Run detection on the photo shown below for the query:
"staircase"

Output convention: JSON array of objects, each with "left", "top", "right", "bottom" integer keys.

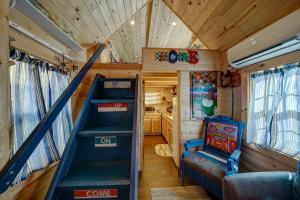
[{"left": 46, "top": 75, "right": 139, "bottom": 200}]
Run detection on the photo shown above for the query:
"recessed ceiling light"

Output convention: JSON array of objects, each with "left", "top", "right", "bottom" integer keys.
[
  {"left": 130, "top": 20, "right": 135, "bottom": 25},
  {"left": 172, "top": 22, "right": 176, "bottom": 26}
]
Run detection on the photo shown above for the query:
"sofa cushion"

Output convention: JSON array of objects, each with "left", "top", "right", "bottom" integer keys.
[
  {"left": 294, "top": 162, "right": 300, "bottom": 200},
  {"left": 184, "top": 152, "right": 226, "bottom": 185}
]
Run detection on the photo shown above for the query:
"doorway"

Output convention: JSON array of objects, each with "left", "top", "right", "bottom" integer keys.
[{"left": 139, "top": 72, "right": 181, "bottom": 198}]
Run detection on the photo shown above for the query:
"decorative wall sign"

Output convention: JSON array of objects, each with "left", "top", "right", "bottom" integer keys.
[
  {"left": 104, "top": 81, "right": 131, "bottom": 88},
  {"left": 95, "top": 136, "right": 117, "bottom": 147},
  {"left": 191, "top": 72, "right": 217, "bottom": 119},
  {"left": 97, "top": 103, "right": 128, "bottom": 112},
  {"left": 156, "top": 50, "right": 199, "bottom": 64},
  {"left": 73, "top": 189, "right": 118, "bottom": 199}
]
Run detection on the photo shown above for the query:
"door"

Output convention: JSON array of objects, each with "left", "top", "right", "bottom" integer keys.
[
  {"left": 144, "top": 118, "right": 152, "bottom": 133},
  {"left": 151, "top": 118, "right": 161, "bottom": 133}
]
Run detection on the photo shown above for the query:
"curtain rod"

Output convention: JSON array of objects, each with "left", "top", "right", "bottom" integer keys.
[
  {"left": 10, "top": 47, "right": 70, "bottom": 75},
  {"left": 9, "top": 20, "right": 73, "bottom": 61}
]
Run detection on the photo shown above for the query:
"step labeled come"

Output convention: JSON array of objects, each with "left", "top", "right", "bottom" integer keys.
[{"left": 73, "top": 189, "right": 118, "bottom": 199}]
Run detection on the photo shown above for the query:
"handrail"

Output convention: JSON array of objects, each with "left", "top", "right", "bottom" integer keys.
[
  {"left": 129, "top": 75, "right": 139, "bottom": 200},
  {"left": 0, "top": 43, "right": 105, "bottom": 194}
]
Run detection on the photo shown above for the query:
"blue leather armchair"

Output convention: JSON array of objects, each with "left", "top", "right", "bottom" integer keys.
[
  {"left": 223, "top": 161, "right": 300, "bottom": 200},
  {"left": 181, "top": 116, "right": 245, "bottom": 199}
]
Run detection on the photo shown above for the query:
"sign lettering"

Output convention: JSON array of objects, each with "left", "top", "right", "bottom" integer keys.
[
  {"left": 73, "top": 189, "right": 118, "bottom": 199},
  {"left": 104, "top": 81, "right": 131, "bottom": 88},
  {"left": 98, "top": 103, "right": 128, "bottom": 112},
  {"left": 156, "top": 50, "right": 200, "bottom": 64},
  {"left": 95, "top": 136, "right": 117, "bottom": 147}
]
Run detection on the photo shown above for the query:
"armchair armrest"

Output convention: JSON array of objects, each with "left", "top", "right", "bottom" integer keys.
[
  {"left": 223, "top": 172, "right": 295, "bottom": 200},
  {"left": 182, "top": 139, "right": 204, "bottom": 159},
  {"left": 226, "top": 150, "right": 241, "bottom": 175}
]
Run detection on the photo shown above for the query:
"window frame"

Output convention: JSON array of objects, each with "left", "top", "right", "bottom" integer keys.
[{"left": 239, "top": 52, "right": 300, "bottom": 164}]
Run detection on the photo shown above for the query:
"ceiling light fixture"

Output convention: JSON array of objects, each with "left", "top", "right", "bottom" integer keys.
[
  {"left": 172, "top": 22, "right": 176, "bottom": 26},
  {"left": 130, "top": 20, "right": 135, "bottom": 25}
]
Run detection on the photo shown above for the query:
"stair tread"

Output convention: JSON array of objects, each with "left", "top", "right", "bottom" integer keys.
[
  {"left": 58, "top": 161, "right": 130, "bottom": 188},
  {"left": 90, "top": 99, "right": 134, "bottom": 103},
  {"left": 81, "top": 124, "right": 133, "bottom": 134}
]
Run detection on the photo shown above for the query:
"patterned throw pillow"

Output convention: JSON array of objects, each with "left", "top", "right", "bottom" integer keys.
[{"left": 205, "top": 122, "right": 238, "bottom": 154}]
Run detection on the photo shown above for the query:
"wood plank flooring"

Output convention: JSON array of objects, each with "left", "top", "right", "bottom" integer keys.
[{"left": 138, "top": 135, "right": 181, "bottom": 200}]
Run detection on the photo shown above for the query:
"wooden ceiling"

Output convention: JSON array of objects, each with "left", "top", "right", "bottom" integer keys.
[
  {"left": 148, "top": 0, "right": 204, "bottom": 48},
  {"left": 23, "top": 0, "right": 205, "bottom": 63},
  {"left": 12, "top": 0, "right": 300, "bottom": 63},
  {"left": 33, "top": 0, "right": 148, "bottom": 45},
  {"left": 143, "top": 72, "right": 178, "bottom": 87},
  {"left": 163, "top": 0, "right": 300, "bottom": 51}
]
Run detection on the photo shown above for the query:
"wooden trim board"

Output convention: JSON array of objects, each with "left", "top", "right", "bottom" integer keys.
[{"left": 142, "top": 48, "right": 221, "bottom": 71}]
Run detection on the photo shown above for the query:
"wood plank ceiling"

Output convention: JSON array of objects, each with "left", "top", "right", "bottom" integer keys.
[
  {"left": 16, "top": 0, "right": 300, "bottom": 63},
  {"left": 147, "top": 0, "right": 204, "bottom": 49},
  {"left": 163, "top": 0, "right": 300, "bottom": 51},
  {"left": 23, "top": 0, "right": 204, "bottom": 63}
]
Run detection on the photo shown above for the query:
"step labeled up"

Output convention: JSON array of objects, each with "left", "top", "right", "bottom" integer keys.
[{"left": 97, "top": 103, "right": 128, "bottom": 112}]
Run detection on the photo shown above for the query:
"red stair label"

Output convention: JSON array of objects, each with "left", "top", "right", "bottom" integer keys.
[
  {"left": 73, "top": 189, "right": 118, "bottom": 199},
  {"left": 98, "top": 103, "right": 128, "bottom": 112}
]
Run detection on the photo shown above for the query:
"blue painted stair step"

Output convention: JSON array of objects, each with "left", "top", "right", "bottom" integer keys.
[{"left": 46, "top": 75, "right": 139, "bottom": 200}]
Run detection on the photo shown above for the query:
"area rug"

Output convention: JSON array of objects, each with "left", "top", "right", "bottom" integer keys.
[
  {"left": 154, "top": 144, "right": 172, "bottom": 157},
  {"left": 151, "top": 186, "right": 210, "bottom": 200}
]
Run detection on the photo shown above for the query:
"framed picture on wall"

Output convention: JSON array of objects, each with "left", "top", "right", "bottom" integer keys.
[{"left": 190, "top": 72, "right": 218, "bottom": 120}]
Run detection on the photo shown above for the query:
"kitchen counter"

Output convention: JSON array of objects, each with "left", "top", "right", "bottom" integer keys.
[
  {"left": 163, "top": 113, "right": 173, "bottom": 121},
  {"left": 144, "top": 112, "right": 162, "bottom": 116}
]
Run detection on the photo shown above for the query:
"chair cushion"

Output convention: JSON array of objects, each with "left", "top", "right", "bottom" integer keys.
[
  {"left": 205, "top": 121, "right": 238, "bottom": 154},
  {"left": 184, "top": 152, "right": 226, "bottom": 185}
]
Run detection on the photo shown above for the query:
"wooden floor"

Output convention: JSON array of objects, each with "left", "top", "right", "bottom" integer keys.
[{"left": 138, "top": 135, "right": 181, "bottom": 200}]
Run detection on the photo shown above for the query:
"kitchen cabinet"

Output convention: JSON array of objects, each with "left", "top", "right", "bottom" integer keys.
[
  {"left": 162, "top": 115, "right": 167, "bottom": 139},
  {"left": 144, "top": 118, "right": 152, "bottom": 133},
  {"left": 144, "top": 113, "right": 161, "bottom": 135},
  {"left": 152, "top": 118, "right": 161, "bottom": 133},
  {"left": 162, "top": 114, "right": 173, "bottom": 149}
]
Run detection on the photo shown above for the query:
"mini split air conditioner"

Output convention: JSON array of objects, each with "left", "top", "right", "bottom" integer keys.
[{"left": 230, "top": 34, "right": 300, "bottom": 68}]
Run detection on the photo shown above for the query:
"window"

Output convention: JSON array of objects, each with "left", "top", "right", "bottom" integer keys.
[
  {"left": 9, "top": 50, "right": 73, "bottom": 182},
  {"left": 247, "top": 62, "right": 300, "bottom": 159},
  {"left": 145, "top": 92, "right": 161, "bottom": 105}
]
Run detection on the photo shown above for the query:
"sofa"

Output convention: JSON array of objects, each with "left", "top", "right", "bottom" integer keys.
[{"left": 223, "top": 161, "right": 300, "bottom": 200}]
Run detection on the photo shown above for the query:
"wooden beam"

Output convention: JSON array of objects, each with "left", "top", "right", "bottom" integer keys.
[
  {"left": 0, "top": 0, "right": 10, "bottom": 170},
  {"left": 92, "top": 63, "right": 142, "bottom": 70},
  {"left": 145, "top": 0, "right": 153, "bottom": 47}
]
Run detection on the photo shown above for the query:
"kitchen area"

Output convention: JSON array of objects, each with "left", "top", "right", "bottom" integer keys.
[{"left": 142, "top": 72, "right": 179, "bottom": 167}]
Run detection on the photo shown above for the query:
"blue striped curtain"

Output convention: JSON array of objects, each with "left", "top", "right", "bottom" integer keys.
[
  {"left": 247, "top": 62, "right": 300, "bottom": 159},
  {"left": 9, "top": 59, "right": 72, "bottom": 183}
]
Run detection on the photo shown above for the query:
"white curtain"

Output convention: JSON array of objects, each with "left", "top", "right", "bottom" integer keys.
[
  {"left": 10, "top": 56, "right": 73, "bottom": 182},
  {"left": 247, "top": 63, "right": 300, "bottom": 158},
  {"left": 10, "top": 61, "right": 57, "bottom": 180}
]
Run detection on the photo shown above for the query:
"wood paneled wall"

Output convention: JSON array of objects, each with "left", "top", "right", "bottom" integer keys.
[
  {"left": 1, "top": 8, "right": 87, "bottom": 199},
  {"left": 0, "top": 0, "right": 10, "bottom": 171},
  {"left": 0, "top": 163, "right": 58, "bottom": 200},
  {"left": 220, "top": 50, "right": 300, "bottom": 172}
]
